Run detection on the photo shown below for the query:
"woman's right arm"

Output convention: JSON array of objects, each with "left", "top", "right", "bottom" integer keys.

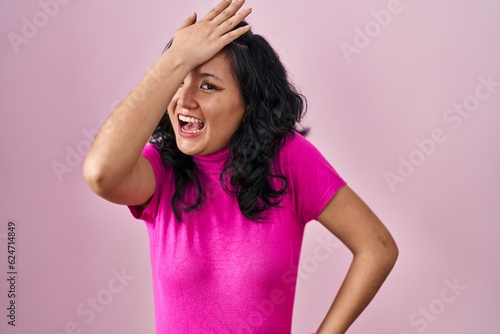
[
  {"left": 82, "top": 51, "right": 188, "bottom": 206},
  {"left": 83, "top": 0, "right": 252, "bottom": 206}
]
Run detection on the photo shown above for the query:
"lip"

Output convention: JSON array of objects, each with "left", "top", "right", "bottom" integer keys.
[{"left": 177, "top": 114, "right": 205, "bottom": 139}]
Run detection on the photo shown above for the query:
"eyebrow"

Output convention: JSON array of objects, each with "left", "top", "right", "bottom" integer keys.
[{"left": 198, "top": 72, "right": 224, "bottom": 84}]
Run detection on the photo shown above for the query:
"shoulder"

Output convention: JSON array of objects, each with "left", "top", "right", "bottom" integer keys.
[
  {"left": 277, "top": 131, "right": 345, "bottom": 183},
  {"left": 276, "top": 131, "right": 348, "bottom": 223},
  {"left": 278, "top": 131, "right": 324, "bottom": 162},
  {"left": 274, "top": 131, "right": 328, "bottom": 180}
]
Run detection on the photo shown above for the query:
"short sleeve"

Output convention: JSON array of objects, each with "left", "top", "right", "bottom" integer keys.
[
  {"left": 127, "top": 144, "right": 166, "bottom": 223},
  {"left": 283, "top": 133, "right": 347, "bottom": 224}
]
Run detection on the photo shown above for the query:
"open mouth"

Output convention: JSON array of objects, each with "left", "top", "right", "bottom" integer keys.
[{"left": 178, "top": 114, "right": 205, "bottom": 134}]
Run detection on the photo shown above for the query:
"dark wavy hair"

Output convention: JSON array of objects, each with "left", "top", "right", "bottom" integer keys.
[{"left": 150, "top": 20, "right": 309, "bottom": 222}]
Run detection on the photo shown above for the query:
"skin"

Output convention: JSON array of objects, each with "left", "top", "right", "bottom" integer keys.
[
  {"left": 83, "top": 1, "right": 398, "bottom": 332},
  {"left": 168, "top": 52, "right": 247, "bottom": 156},
  {"left": 315, "top": 187, "right": 398, "bottom": 333}
]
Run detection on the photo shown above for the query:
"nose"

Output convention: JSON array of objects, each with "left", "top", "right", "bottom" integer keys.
[{"left": 176, "top": 82, "right": 198, "bottom": 110}]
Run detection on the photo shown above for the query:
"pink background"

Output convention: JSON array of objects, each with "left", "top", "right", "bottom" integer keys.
[{"left": 1, "top": 0, "right": 499, "bottom": 333}]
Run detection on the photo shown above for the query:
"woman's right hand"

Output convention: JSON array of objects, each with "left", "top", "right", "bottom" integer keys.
[{"left": 165, "top": 0, "right": 252, "bottom": 71}]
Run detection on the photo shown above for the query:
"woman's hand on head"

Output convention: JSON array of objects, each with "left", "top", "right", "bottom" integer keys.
[{"left": 166, "top": 0, "right": 252, "bottom": 70}]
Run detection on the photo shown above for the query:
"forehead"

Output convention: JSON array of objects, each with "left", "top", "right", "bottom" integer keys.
[{"left": 192, "top": 53, "right": 235, "bottom": 81}]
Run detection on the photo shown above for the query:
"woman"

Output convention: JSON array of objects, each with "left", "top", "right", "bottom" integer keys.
[{"left": 83, "top": 1, "right": 398, "bottom": 333}]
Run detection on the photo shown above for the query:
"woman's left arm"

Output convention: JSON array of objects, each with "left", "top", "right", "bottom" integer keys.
[{"left": 314, "top": 185, "right": 399, "bottom": 334}]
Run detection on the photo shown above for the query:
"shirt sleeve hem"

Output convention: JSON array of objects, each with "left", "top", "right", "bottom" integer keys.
[
  {"left": 310, "top": 179, "right": 347, "bottom": 223},
  {"left": 127, "top": 145, "right": 163, "bottom": 222}
]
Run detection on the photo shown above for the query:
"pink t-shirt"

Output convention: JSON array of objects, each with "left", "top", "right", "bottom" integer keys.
[{"left": 128, "top": 132, "right": 346, "bottom": 334}]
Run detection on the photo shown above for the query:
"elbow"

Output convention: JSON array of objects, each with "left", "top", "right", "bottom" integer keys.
[
  {"left": 364, "top": 234, "right": 398, "bottom": 272},
  {"left": 389, "top": 245, "right": 399, "bottom": 271},
  {"left": 382, "top": 236, "right": 399, "bottom": 270},
  {"left": 82, "top": 155, "right": 114, "bottom": 197}
]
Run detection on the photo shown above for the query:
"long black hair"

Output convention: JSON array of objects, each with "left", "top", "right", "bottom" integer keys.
[{"left": 150, "top": 21, "right": 308, "bottom": 222}]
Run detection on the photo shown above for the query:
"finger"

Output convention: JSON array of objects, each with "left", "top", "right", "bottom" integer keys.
[
  {"left": 211, "top": 0, "right": 246, "bottom": 26},
  {"left": 216, "top": 6, "right": 251, "bottom": 35},
  {"left": 220, "top": 20, "right": 251, "bottom": 44},
  {"left": 178, "top": 11, "right": 197, "bottom": 30},
  {"left": 202, "top": 0, "right": 232, "bottom": 21}
]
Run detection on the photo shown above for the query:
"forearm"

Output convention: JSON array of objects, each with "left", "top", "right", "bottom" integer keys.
[
  {"left": 83, "top": 50, "right": 188, "bottom": 186},
  {"left": 315, "top": 248, "right": 398, "bottom": 333}
]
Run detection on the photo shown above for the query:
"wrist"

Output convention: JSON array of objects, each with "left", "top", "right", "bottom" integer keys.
[{"left": 159, "top": 48, "right": 193, "bottom": 76}]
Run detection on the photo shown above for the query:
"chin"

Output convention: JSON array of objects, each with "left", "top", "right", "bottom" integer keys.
[
  {"left": 176, "top": 139, "right": 200, "bottom": 156},
  {"left": 174, "top": 133, "right": 207, "bottom": 156}
]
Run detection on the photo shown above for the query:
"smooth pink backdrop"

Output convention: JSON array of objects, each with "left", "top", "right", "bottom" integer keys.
[{"left": 1, "top": 0, "right": 499, "bottom": 333}]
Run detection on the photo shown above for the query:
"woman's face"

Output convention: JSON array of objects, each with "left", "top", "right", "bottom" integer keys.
[{"left": 168, "top": 52, "right": 246, "bottom": 156}]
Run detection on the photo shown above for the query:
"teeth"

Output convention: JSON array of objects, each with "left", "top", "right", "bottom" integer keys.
[
  {"left": 181, "top": 128, "right": 201, "bottom": 134},
  {"left": 179, "top": 114, "right": 203, "bottom": 123}
]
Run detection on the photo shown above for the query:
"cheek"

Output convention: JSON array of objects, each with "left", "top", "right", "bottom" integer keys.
[
  {"left": 167, "top": 99, "right": 178, "bottom": 122},
  {"left": 168, "top": 97, "right": 177, "bottom": 113},
  {"left": 216, "top": 110, "right": 244, "bottom": 135},
  {"left": 227, "top": 101, "right": 246, "bottom": 128}
]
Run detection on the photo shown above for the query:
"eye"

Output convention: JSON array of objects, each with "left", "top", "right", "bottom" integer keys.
[{"left": 201, "top": 83, "right": 218, "bottom": 90}]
